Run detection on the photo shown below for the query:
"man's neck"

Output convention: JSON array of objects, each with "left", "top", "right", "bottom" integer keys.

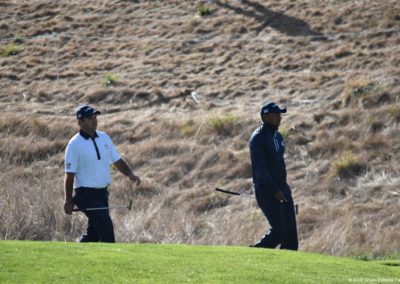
[
  {"left": 263, "top": 122, "right": 278, "bottom": 131},
  {"left": 79, "top": 129, "right": 97, "bottom": 139}
]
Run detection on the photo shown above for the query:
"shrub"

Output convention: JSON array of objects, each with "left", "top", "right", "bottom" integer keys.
[
  {"left": 206, "top": 113, "right": 238, "bottom": 136},
  {"left": 342, "top": 79, "right": 383, "bottom": 107},
  {"left": 1, "top": 43, "right": 24, "bottom": 57},
  {"left": 102, "top": 73, "right": 119, "bottom": 87},
  {"left": 333, "top": 152, "right": 365, "bottom": 179},
  {"left": 280, "top": 127, "right": 293, "bottom": 141},
  {"left": 387, "top": 105, "right": 400, "bottom": 121},
  {"left": 197, "top": 3, "right": 212, "bottom": 17}
]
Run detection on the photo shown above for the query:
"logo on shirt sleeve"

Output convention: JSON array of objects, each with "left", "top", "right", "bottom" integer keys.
[{"left": 66, "top": 162, "right": 71, "bottom": 169}]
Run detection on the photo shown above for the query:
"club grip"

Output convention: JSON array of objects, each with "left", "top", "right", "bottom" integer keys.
[{"left": 215, "top": 188, "right": 241, "bottom": 195}]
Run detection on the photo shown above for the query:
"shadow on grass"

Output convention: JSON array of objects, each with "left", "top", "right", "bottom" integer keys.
[{"left": 215, "top": 0, "right": 327, "bottom": 40}]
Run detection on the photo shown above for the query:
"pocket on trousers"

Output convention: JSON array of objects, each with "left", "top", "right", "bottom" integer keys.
[{"left": 73, "top": 190, "right": 87, "bottom": 209}]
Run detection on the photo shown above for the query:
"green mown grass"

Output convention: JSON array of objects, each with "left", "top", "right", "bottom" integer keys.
[{"left": 0, "top": 241, "right": 399, "bottom": 283}]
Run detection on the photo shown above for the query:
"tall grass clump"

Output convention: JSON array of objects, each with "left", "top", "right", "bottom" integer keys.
[
  {"left": 1, "top": 43, "right": 24, "bottom": 57},
  {"left": 387, "top": 104, "right": 400, "bottom": 121},
  {"left": 102, "top": 73, "right": 119, "bottom": 87},
  {"left": 342, "top": 78, "right": 384, "bottom": 107},
  {"left": 333, "top": 151, "right": 365, "bottom": 179},
  {"left": 197, "top": 3, "right": 213, "bottom": 17},
  {"left": 206, "top": 113, "right": 238, "bottom": 136},
  {"left": 279, "top": 127, "right": 293, "bottom": 141}
]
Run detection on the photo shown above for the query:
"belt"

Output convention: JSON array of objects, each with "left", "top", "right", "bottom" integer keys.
[{"left": 75, "top": 187, "right": 108, "bottom": 191}]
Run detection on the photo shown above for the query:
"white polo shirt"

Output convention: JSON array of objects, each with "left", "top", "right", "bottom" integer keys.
[{"left": 64, "top": 130, "right": 121, "bottom": 189}]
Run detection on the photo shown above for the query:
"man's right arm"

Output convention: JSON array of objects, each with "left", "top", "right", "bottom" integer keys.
[
  {"left": 64, "top": 172, "right": 75, "bottom": 215},
  {"left": 64, "top": 139, "right": 78, "bottom": 215}
]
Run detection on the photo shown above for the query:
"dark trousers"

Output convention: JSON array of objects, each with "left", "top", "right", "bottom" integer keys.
[
  {"left": 73, "top": 188, "right": 115, "bottom": 243},
  {"left": 252, "top": 189, "right": 298, "bottom": 250}
]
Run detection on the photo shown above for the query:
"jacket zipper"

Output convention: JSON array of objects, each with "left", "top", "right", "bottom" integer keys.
[{"left": 273, "top": 132, "right": 279, "bottom": 152}]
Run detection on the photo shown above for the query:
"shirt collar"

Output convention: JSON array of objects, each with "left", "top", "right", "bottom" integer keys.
[{"left": 79, "top": 130, "right": 98, "bottom": 140}]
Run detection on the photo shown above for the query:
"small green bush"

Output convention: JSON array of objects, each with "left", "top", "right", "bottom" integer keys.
[
  {"left": 1, "top": 43, "right": 24, "bottom": 57},
  {"left": 197, "top": 3, "right": 213, "bottom": 17},
  {"left": 387, "top": 104, "right": 400, "bottom": 121},
  {"left": 334, "top": 152, "right": 365, "bottom": 179},
  {"left": 280, "top": 127, "right": 292, "bottom": 141},
  {"left": 102, "top": 73, "right": 119, "bottom": 87},
  {"left": 206, "top": 113, "right": 237, "bottom": 136}
]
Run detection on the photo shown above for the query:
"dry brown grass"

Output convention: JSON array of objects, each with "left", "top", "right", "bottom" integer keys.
[{"left": 0, "top": 0, "right": 399, "bottom": 256}]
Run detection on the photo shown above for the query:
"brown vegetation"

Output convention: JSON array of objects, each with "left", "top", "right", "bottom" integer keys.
[{"left": 0, "top": 0, "right": 399, "bottom": 256}]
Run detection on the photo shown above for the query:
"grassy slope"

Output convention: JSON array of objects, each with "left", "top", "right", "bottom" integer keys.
[
  {"left": 1, "top": 241, "right": 399, "bottom": 283},
  {"left": 0, "top": 0, "right": 399, "bottom": 255}
]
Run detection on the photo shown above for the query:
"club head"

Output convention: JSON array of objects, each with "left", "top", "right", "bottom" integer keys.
[{"left": 128, "top": 199, "right": 133, "bottom": 211}]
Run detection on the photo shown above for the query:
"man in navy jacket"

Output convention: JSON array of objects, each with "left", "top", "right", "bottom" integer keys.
[{"left": 249, "top": 102, "right": 298, "bottom": 250}]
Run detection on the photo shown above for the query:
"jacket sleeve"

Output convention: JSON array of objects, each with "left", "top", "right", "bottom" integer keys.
[{"left": 249, "top": 135, "right": 280, "bottom": 196}]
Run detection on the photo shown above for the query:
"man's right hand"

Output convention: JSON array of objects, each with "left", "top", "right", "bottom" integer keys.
[
  {"left": 64, "top": 201, "right": 74, "bottom": 215},
  {"left": 274, "top": 190, "right": 288, "bottom": 203}
]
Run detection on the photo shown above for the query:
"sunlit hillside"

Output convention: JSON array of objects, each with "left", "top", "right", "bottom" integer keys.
[{"left": 1, "top": 0, "right": 399, "bottom": 256}]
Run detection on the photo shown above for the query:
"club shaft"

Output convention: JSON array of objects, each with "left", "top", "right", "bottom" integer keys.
[
  {"left": 72, "top": 205, "right": 127, "bottom": 212},
  {"left": 216, "top": 188, "right": 298, "bottom": 214},
  {"left": 86, "top": 205, "right": 127, "bottom": 211}
]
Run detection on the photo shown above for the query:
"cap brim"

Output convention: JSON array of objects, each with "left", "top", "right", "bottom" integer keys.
[{"left": 261, "top": 109, "right": 287, "bottom": 114}]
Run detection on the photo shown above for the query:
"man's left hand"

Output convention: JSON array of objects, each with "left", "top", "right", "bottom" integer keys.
[{"left": 274, "top": 190, "right": 288, "bottom": 203}]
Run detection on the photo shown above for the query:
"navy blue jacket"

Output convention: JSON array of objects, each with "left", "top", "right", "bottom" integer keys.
[{"left": 249, "top": 123, "right": 291, "bottom": 197}]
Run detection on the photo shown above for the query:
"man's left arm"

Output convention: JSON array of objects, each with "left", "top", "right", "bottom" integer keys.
[
  {"left": 113, "top": 158, "right": 141, "bottom": 186},
  {"left": 105, "top": 133, "right": 141, "bottom": 186}
]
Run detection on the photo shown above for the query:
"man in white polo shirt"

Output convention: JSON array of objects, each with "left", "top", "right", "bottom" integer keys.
[{"left": 64, "top": 105, "right": 141, "bottom": 243}]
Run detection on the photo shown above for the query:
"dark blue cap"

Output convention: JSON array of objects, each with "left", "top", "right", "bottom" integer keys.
[
  {"left": 260, "top": 102, "right": 287, "bottom": 115},
  {"left": 76, "top": 105, "right": 101, "bottom": 119}
]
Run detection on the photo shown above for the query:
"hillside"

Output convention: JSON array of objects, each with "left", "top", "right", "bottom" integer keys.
[{"left": 0, "top": 0, "right": 399, "bottom": 256}]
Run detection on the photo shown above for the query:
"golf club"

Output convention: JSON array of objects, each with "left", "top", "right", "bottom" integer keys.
[
  {"left": 215, "top": 187, "right": 254, "bottom": 198},
  {"left": 72, "top": 199, "right": 133, "bottom": 212},
  {"left": 215, "top": 188, "right": 298, "bottom": 215}
]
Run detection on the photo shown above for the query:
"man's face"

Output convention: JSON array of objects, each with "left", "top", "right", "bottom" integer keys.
[
  {"left": 262, "top": 112, "right": 282, "bottom": 128},
  {"left": 78, "top": 115, "right": 98, "bottom": 134}
]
